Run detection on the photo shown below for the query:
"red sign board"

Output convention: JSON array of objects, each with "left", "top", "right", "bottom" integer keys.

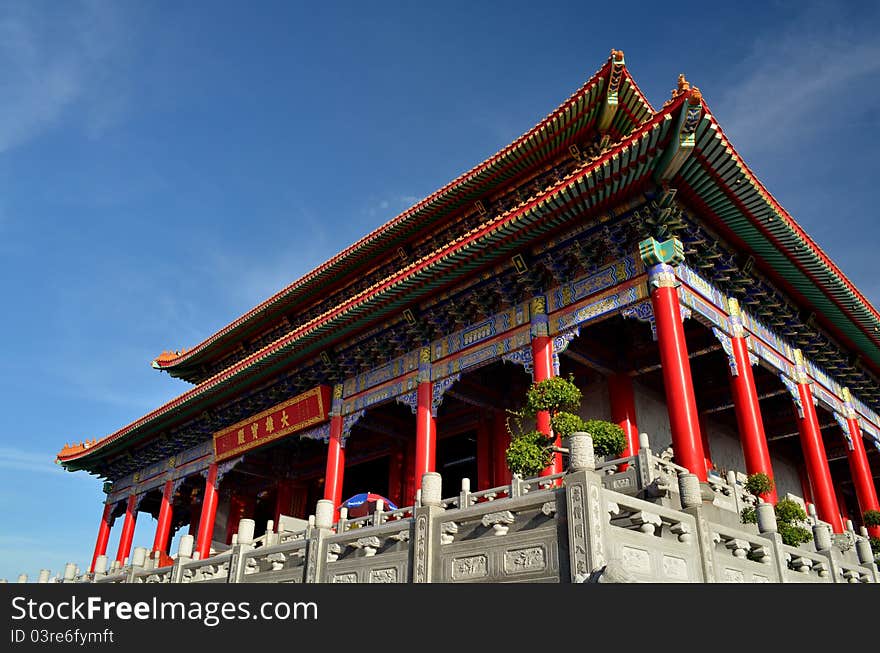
[{"left": 213, "top": 385, "right": 331, "bottom": 462}]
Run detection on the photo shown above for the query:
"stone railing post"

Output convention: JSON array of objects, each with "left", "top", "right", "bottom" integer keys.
[
  {"left": 564, "top": 433, "right": 611, "bottom": 582},
  {"left": 171, "top": 534, "right": 195, "bottom": 583},
  {"left": 855, "top": 527, "right": 880, "bottom": 583},
  {"left": 304, "top": 500, "right": 335, "bottom": 583},
  {"left": 412, "top": 472, "right": 444, "bottom": 583},
  {"left": 126, "top": 547, "right": 147, "bottom": 583},
  {"left": 37, "top": 569, "right": 51, "bottom": 584},
  {"left": 228, "top": 519, "right": 256, "bottom": 583},
  {"left": 754, "top": 501, "right": 788, "bottom": 582},
  {"left": 677, "top": 472, "right": 712, "bottom": 583},
  {"left": 635, "top": 432, "right": 655, "bottom": 489},
  {"left": 93, "top": 555, "right": 108, "bottom": 581},
  {"left": 62, "top": 563, "right": 78, "bottom": 584}
]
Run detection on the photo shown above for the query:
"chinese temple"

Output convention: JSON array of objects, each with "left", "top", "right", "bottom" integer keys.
[{"left": 56, "top": 51, "right": 880, "bottom": 581}]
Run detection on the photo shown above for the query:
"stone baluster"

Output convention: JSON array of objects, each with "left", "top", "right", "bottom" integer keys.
[
  {"left": 37, "top": 569, "right": 51, "bottom": 584},
  {"left": 171, "top": 534, "right": 195, "bottom": 583},
  {"left": 412, "top": 472, "right": 444, "bottom": 583},
  {"left": 62, "top": 563, "right": 77, "bottom": 584},
  {"left": 228, "top": 518, "right": 256, "bottom": 583}
]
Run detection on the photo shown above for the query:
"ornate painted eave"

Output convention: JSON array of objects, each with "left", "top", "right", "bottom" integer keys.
[
  {"left": 673, "top": 103, "right": 880, "bottom": 374},
  {"left": 58, "top": 95, "right": 681, "bottom": 473},
  {"left": 151, "top": 51, "right": 654, "bottom": 383}
]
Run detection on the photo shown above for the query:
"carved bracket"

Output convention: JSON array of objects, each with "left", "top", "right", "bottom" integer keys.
[
  {"left": 621, "top": 301, "right": 657, "bottom": 340},
  {"left": 481, "top": 510, "right": 516, "bottom": 536},
  {"left": 712, "top": 327, "right": 738, "bottom": 377},
  {"left": 432, "top": 374, "right": 461, "bottom": 417},
  {"left": 833, "top": 411, "right": 855, "bottom": 451},
  {"left": 502, "top": 346, "right": 533, "bottom": 374}
]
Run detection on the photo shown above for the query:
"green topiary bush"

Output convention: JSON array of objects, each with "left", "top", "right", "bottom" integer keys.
[
  {"left": 523, "top": 375, "right": 581, "bottom": 417},
  {"left": 744, "top": 472, "right": 774, "bottom": 498},
  {"left": 550, "top": 412, "right": 586, "bottom": 440},
  {"left": 863, "top": 509, "right": 880, "bottom": 528},
  {"left": 741, "top": 507, "right": 757, "bottom": 524},
  {"left": 582, "top": 419, "right": 627, "bottom": 459},
  {"left": 870, "top": 537, "right": 880, "bottom": 556},
  {"left": 505, "top": 431, "right": 553, "bottom": 477},
  {"left": 774, "top": 498, "right": 813, "bottom": 547}
]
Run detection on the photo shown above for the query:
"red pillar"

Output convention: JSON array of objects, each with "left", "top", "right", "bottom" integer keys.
[
  {"left": 414, "top": 379, "right": 436, "bottom": 491},
  {"left": 477, "top": 418, "right": 492, "bottom": 490},
  {"left": 188, "top": 490, "right": 200, "bottom": 536},
  {"left": 531, "top": 296, "right": 561, "bottom": 476},
  {"left": 698, "top": 414, "right": 714, "bottom": 473},
  {"left": 226, "top": 493, "right": 247, "bottom": 544},
  {"left": 89, "top": 502, "right": 113, "bottom": 573},
  {"left": 387, "top": 445, "right": 403, "bottom": 507},
  {"left": 609, "top": 374, "right": 639, "bottom": 463},
  {"left": 115, "top": 494, "right": 137, "bottom": 564},
  {"left": 725, "top": 299, "right": 777, "bottom": 502},
  {"left": 152, "top": 480, "right": 174, "bottom": 555},
  {"left": 493, "top": 409, "right": 512, "bottom": 487},
  {"left": 842, "top": 389, "right": 880, "bottom": 537},
  {"left": 646, "top": 258, "right": 707, "bottom": 481},
  {"left": 791, "top": 352, "right": 843, "bottom": 533},
  {"left": 323, "top": 414, "right": 346, "bottom": 507},
  {"left": 403, "top": 438, "right": 417, "bottom": 506},
  {"left": 195, "top": 464, "right": 219, "bottom": 559}
]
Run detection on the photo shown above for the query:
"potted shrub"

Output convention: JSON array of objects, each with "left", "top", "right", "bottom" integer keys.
[
  {"left": 581, "top": 419, "right": 626, "bottom": 460},
  {"left": 740, "top": 474, "right": 811, "bottom": 547}
]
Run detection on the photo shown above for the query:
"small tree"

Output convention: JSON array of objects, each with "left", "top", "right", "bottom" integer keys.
[
  {"left": 739, "top": 473, "right": 811, "bottom": 546},
  {"left": 505, "top": 376, "right": 582, "bottom": 477},
  {"left": 774, "top": 498, "right": 812, "bottom": 547},
  {"left": 582, "top": 419, "right": 626, "bottom": 459}
]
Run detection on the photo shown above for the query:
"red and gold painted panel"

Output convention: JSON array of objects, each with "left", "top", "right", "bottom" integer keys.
[{"left": 213, "top": 385, "right": 331, "bottom": 462}]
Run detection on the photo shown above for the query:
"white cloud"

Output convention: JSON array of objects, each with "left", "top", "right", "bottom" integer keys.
[
  {"left": 0, "top": 1, "right": 134, "bottom": 153},
  {"left": 713, "top": 7, "right": 880, "bottom": 156},
  {"left": 0, "top": 446, "right": 65, "bottom": 475}
]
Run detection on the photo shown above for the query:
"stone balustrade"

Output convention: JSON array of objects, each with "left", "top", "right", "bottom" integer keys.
[{"left": 9, "top": 433, "right": 879, "bottom": 584}]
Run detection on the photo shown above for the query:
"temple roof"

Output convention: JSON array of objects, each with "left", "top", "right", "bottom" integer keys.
[
  {"left": 151, "top": 50, "right": 653, "bottom": 384},
  {"left": 58, "top": 52, "right": 880, "bottom": 473}
]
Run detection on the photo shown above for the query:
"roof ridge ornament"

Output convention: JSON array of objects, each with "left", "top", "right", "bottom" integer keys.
[{"left": 597, "top": 49, "right": 626, "bottom": 135}]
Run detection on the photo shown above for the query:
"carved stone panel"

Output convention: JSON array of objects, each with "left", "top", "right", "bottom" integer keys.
[
  {"left": 662, "top": 555, "right": 688, "bottom": 581},
  {"left": 369, "top": 568, "right": 398, "bottom": 584},
  {"left": 332, "top": 572, "right": 358, "bottom": 583},
  {"left": 451, "top": 554, "right": 488, "bottom": 581},
  {"left": 504, "top": 546, "right": 546, "bottom": 575},
  {"left": 621, "top": 546, "right": 651, "bottom": 575}
]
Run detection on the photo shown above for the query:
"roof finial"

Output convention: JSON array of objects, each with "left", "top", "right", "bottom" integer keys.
[{"left": 610, "top": 49, "right": 625, "bottom": 63}]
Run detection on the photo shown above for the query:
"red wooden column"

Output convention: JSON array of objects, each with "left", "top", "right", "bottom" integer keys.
[
  {"left": 608, "top": 373, "right": 639, "bottom": 461},
  {"left": 640, "top": 237, "right": 707, "bottom": 481},
  {"left": 387, "top": 445, "right": 404, "bottom": 507},
  {"left": 403, "top": 438, "right": 417, "bottom": 506},
  {"left": 89, "top": 502, "right": 113, "bottom": 573},
  {"left": 476, "top": 418, "right": 492, "bottom": 490},
  {"left": 493, "top": 409, "right": 512, "bottom": 487},
  {"left": 115, "top": 494, "right": 138, "bottom": 564},
  {"left": 841, "top": 388, "right": 880, "bottom": 537},
  {"left": 322, "top": 385, "right": 347, "bottom": 522},
  {"left": 195, "top": 463, "right": 219, "bottom": 559},
  {"left": 414, "top": 347, "right": 437, "bottom": 492},
  {"left": 227, "top": 493, "right": 247, "bottom": 544},
  {"left": 152, "top": 480, "right": 174, "bottom": 555},
  {"left": 531, "top": 296, "right": 561, "bottom": 476},
  {"left": 188, "top": 490, "right": 201, "bottom": 536},
  {"left": 724, "top": 298, "right": 777, "bottom": 502},
  {"left": 790, "top": 349, "right": 843, "bottom": 533}
]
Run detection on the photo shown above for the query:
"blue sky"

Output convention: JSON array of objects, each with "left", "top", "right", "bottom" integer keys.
[{"left": 1, "top": 1, "right": 879, "bottom": 580}]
